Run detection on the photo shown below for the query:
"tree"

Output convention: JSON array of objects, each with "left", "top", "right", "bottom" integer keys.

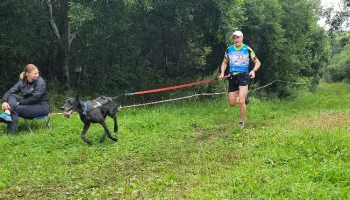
[
  {"left": 46, "top": 0, "right": 70, "bottom": 87},
  {"left": 323, "top": 32, "right": 350, "bottom": 82},
  {"left": 324, "top": 0, "right": 350, "bottom": 32},
  {"left": 0, "top": 0, "right": 55, "bottom": 89},
  {"left": 0, "top": 0, "right": 332, "bottom": 99}
]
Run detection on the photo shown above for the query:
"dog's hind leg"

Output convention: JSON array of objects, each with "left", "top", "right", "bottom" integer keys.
[
  {"left": 81, "top": 123, "right": 93, "bottom": 145},
  {"left": 101, "top": 121, "right": 118, "bottom": 142},
  {"left": 99, "top": 133, "right": 107, "bottom": 143}
]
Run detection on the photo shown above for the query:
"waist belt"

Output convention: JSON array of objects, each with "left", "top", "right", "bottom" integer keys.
[{"left": 230, "top": 72, "right": 247, "bottom": 76}]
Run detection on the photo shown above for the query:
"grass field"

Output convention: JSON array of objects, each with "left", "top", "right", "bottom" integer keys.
[{"left": 0, "top": 82, "right": 349, "bottom": 199}]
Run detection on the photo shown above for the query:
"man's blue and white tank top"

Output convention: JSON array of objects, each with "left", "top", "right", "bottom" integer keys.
[{"left": 225, "top": 44, "right": 257, "bottom": 73}]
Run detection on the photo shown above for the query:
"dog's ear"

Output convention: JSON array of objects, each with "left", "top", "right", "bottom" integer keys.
[{"left": 76, "top": 94, "right": 80, "bottom": 100}]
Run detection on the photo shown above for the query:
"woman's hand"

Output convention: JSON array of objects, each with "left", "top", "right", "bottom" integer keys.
[{"left": 1, "top": 102, "right": 10, "bottom": 111}]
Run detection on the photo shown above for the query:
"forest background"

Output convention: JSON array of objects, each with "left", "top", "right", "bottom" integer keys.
[{"left": 0, "top": 0, "right": 349, "bottom": 108}]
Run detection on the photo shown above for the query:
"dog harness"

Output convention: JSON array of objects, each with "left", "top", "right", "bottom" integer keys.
[{"left": 82, "top": 96, "right": 113, "bottom": 115}]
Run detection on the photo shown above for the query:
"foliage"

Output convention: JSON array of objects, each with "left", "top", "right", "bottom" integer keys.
[
  {"left": 0, "top": 0, "right": 334, "bottom": 99},
  {"left": 323, "top": 43, "right": 350, "bottom": 83},
  {"left": 322, "top": 31, "right": 350, "bottom": 83},
  {"left": 0, "top": 82, "right": 350, "bottom": 198},
  {"left": 0, "top": 0, "right": 55, "bottom": 83},
  {"left": 68, "top": 2, "right": 95, "bottom": 40},
  {"left": 46, "top": 79, "right": 76, "bottom": 111},
  {"left": 238, "top": 0, "right": 330, "bottom": 96},
  {"left": 323, "top": 0, "right": 350, "bottom": 32}
]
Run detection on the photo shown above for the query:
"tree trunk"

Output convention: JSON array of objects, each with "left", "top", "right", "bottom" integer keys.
[
  {"left": 162, "top": 28, "right": 168, "bottom": 80},
  {"left": 46, "top": 0, "right": 70, "bottom": 88}
]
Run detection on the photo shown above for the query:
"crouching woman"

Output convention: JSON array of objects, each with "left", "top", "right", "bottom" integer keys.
[{"left": 0, "top": 64, "right": 50, "bottom": 134}]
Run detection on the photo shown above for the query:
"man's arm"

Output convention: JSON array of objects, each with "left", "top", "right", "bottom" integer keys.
[
  {"left": 219, "top": 58, "right": 229, "bottom": 80},
  {"left": 249, "top": 58, "right": 261, "bottom": 79}
]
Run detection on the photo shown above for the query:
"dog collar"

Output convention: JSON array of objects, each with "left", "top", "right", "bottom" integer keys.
[{"left": 83, "top": 102, "right": 88, "bottom": 115}]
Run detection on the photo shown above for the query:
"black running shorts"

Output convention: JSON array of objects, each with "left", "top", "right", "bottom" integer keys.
[{"left": 228, "top": 73, "right": 250, "bottom": 92}]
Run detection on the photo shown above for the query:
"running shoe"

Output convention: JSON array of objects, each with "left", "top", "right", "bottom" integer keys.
[
  {"left": 0, "top": 113, "right": 12, "bottom": 122},
  {"left": 239, "top": 121, "right": 245, "bottom": 129}
]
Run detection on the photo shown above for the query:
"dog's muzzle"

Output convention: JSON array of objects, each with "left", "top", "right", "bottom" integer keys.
[{"left": 64, "top": 109, "right": 74, "bottom": 118}]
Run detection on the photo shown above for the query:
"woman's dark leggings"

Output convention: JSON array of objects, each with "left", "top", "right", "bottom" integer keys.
[{"left": 7, "top": 94, "right": 50, "bottom": 134}]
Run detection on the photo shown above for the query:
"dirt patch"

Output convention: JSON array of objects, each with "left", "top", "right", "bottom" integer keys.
[{"left": 297, "top": 111, "right": 350, "bottom": 130}]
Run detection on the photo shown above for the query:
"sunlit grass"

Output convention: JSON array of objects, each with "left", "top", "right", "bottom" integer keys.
[{"left": 0, "top": 82, "right": 350, "bottom": 199}]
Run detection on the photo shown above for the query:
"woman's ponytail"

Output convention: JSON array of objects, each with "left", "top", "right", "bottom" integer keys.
[{"left": 19, "top": 72, "right": 25, "bottom": 80}]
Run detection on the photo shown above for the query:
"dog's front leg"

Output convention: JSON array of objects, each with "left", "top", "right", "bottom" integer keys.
[
  {"left": 101, "top": 121, "right": 118, "bottom": 142},
  {"left": 113, "top": 116, "right": 118, "bottom": 133},
  {"left": 81, "top": 123, "right": 93, "bottom": 145}
]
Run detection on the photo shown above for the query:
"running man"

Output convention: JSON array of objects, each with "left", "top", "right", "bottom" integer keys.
[{"left": 219, "top": 30, "right": 261, "bottom": 128}]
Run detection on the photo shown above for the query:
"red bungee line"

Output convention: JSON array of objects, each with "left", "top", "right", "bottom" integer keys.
[
  {"left": 48, "top": 75, "right": 231, "bottom": 115},
  {"left": 125, "top": 74, "right": 231, "bottom": 96},
  {"left": 134, "top": 78, "right": 214, "bottom": 95}
]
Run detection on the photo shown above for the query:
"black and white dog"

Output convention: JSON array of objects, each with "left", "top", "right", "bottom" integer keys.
[{"left": 61, "top": 95, "right": 119, "bottom": 145}]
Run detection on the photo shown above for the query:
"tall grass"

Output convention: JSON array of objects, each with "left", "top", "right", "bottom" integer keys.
[{"left": 0, "top": 82, "right": 349, "bottom": 199}]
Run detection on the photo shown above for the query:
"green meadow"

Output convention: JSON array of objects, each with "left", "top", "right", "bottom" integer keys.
[{"left": 0, "top": 83, "right": 349, "bottom": 199}]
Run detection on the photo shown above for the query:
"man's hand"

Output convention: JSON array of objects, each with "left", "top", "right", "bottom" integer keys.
[
  {"left": 219, "top": 74, "right": 225, "bottom": 80},
  {"left": 249, "top": 71, "right": 256, "bottom": 79}
]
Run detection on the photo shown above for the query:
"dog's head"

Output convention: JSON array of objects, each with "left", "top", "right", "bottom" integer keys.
[{"left": 61, "top": 95, "right": 82, "bottom": 118}]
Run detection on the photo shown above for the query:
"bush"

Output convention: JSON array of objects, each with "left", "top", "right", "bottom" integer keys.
[
  {"left": 323, "top": 44, "right": 350, "bottom": 83},
  {"left": 47, "top": 79, "right": 76, "bottom": 112}
]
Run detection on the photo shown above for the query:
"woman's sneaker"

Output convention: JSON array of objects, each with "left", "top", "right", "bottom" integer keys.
[{"left": 0, "top": 113, "right": 12, "bottom": 122}]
